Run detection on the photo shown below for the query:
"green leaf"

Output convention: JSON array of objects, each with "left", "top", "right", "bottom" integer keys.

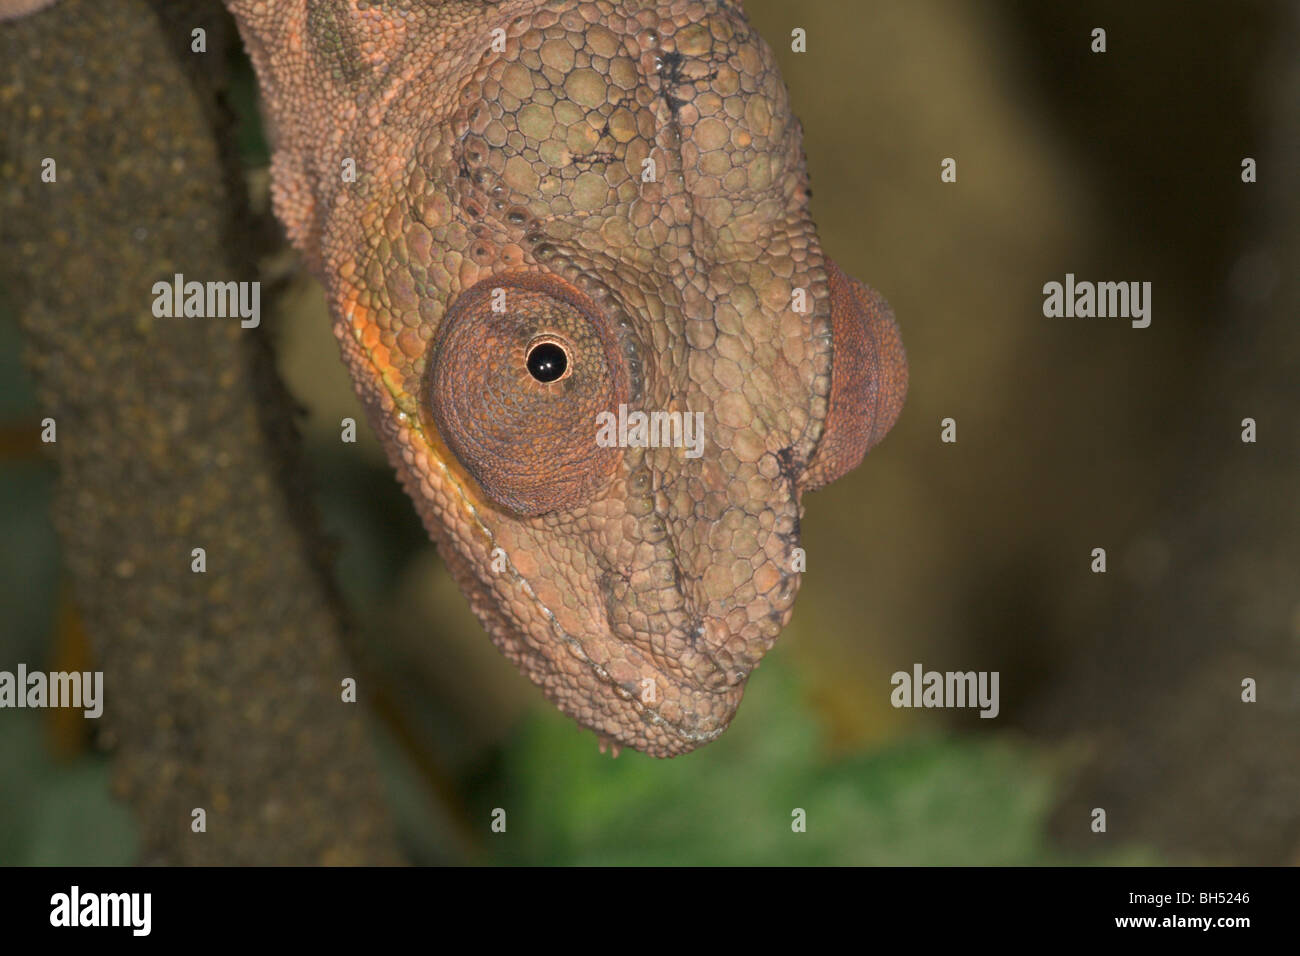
[{"left": 475, "top": 656, "right": 1154, "bottom": 865}]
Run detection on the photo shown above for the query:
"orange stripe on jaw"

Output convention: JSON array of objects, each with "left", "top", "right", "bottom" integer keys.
[
  {"left": 338, "top": 280, "right": 489, "bottom": 523},
  {"left": 341, "top": 283, "right": 399, "bottom": 381}
]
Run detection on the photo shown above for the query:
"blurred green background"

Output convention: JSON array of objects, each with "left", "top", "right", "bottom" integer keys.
[{"left": 2, "top": 0, "right": 1295, "bottom": 865}]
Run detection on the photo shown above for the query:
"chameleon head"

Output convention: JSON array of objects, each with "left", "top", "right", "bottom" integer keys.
[{"left": 316, "top": 1, "right": 906, "bottom": 755}]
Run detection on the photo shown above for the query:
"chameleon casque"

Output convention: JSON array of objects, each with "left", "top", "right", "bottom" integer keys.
[
  {"left": 0, "top": 0, "right": 906, "bottom": 757},
  {"left": 225, "top": 0, "right": 907, "bottom": 757}
]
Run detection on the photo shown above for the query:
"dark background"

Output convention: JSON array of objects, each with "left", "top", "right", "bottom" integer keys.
[{"left": 1, "top": 0, "right": 1295, "bottom": 864}]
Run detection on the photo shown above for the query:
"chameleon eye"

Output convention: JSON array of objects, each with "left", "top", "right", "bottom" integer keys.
[
  {"left": 424, "top": 273, "right": 629, "bottom": 516},
  {"left": 802, "top": 257, "right": 908, "bottom": 491},
  {"left": 525, "top": 340, "right": 569, "bottom": 383}
]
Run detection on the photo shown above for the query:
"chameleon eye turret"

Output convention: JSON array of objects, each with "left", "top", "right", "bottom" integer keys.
[
  {"left": 802, "top": 258, "right": 908, "bottom": 491},
  {"left": 424, "top": 273, "right": 628, "bottom": 517}
]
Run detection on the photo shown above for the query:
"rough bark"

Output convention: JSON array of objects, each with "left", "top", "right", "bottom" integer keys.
[{"left": 0, "top": 0, "right": 400, "bottom": 864}]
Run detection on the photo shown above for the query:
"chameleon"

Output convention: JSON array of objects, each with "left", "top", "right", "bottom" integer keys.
[
  {"left": 10, "top": 0, "right": 907, "bottom": 757},
  {"left": 231, "top": 0, "right": 907, "bottom": 757}
]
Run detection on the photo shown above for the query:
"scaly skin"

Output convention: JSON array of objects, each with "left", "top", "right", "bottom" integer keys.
[{"left": 224, "top": 0, "right": 907, "bottom": 756}]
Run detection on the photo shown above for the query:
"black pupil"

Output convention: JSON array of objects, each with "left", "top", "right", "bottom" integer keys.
[{"left": 526, "top": 342, "right": 568, "bottom": 383}]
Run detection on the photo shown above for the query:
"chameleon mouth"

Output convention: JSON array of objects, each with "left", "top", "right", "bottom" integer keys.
[
  {"left": 527, "top": 603, "right": 738, "bottom": 752},
  {"left": 420, "top": 456, "right": 738, "bottom": 753},
  {"left": 406, "top": 387, "right": 798, "bottom": 753}
]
